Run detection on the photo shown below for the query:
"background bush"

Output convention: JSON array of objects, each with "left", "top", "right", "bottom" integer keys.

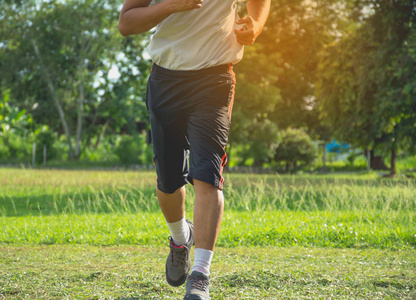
[
  {"left": 34, "top": 126, "right": 57, "bottom": 164},
  {"left": 114, "top": 134, "right": 152, "bottom": 166},
  {"left": 274, "top": 128, "right": 317, "bottom": 172},
  {"left": 0, "top": 134, "right": 31, "bottom": 163}
]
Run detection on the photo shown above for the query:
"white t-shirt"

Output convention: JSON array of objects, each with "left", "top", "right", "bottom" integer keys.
[{"left": 148, "top": 0, "right": 244, "bottom": 70}]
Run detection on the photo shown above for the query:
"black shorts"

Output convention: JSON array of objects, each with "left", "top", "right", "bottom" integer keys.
[{"left": 146, "top": 63, "right": 236, "bottom": 194}]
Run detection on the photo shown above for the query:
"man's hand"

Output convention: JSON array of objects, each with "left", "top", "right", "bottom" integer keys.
[
  {"left": 234, "top": 16, "right": 263, "bottom": 45},
  {"left": 234, "top": 0, "right": 270, "bottom": 45},
  {"left": 168, "top": 0, "right": 203, "bottom": 13}
]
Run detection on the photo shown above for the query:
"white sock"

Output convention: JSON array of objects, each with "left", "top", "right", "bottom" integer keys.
[
  {"left": 192, "top": 248, "right": 213, "bottom": 275},
  {"left": 167, "top": 217, "right": 190, "bottom": 246}
]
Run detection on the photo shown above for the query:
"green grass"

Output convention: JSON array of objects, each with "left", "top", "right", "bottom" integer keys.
[
  {"left": 0, "top": 168, "right": 415, "bottom": 248},
  {"left": 1, "top": 168, "right": 415, "bottom": 299},
  {"left": 0, "top": 211, "right": 414, "bottom": 248},
  {"left": 1, "top": 245, "right": 415, "bottom": 299}
]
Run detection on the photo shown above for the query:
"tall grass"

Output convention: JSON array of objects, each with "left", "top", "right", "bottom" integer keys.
[
  {"left": 224, "top": 176, "right": 416, "bottom": 211},
  {"left": 0, "top": 169, "right": 415, "bottom": 248}
]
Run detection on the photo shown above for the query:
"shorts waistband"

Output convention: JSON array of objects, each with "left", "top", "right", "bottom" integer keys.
[{"left": 151, "top": 63, "right": 232, "bottom": 76}]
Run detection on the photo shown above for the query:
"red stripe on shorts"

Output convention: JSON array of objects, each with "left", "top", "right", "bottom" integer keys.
[{"left": 227, "top": 64, "right": 236, "bottom": 122}]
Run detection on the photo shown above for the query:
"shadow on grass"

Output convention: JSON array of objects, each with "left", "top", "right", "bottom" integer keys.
[{"left": 372, "top": 280, "right": 415, "bottom": 290}]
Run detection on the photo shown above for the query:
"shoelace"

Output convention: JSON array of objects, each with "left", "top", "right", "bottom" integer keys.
[
  {"left": 189, "top": 275, "right": 209, "bottom": 291},
  {"left": 170, "top": 244, "right": 189, "bottom": 266}
]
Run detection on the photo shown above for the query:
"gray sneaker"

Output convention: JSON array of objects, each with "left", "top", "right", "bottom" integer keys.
[
  {"left": 183, "top": 271, "right": 210, "bottom": 300},
  {"left": 165, "top": 219, "right": 194, "bottom": 287}
]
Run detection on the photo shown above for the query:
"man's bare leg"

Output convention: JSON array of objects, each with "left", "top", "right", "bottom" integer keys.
[
  {"left": 159, "top": 186, "right": 193, "bottom": 287},
  {"left": 158, "top": 186, "right": 191, "bottom": 246},
  {"left": 193, "top": 179, "right": 224, "bottom": 251},
  {"left": 157, "top": 186, "right": 186, "bottom": 223}
]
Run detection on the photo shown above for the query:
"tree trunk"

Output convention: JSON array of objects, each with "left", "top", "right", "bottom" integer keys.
[
  {"left": 31, "top": 39, "right": 75, "bottom": 159},
  {"left": 75, "top": 82, "right": 84, "bottom": 159},
  {"left": 285, "top": 161, "right": 290, "bottom": 173},
  {"left": 94, "top": 120, "right": 109, "bottom": 150},
  {"left": 322, "top": 143, "right": 327, "bottom": 170},
  {"left": 390, "top": 139, "right": 396, "bottom": 177},
  {"left": 367, "top": 148, "right": 371, "bottom": 171}
]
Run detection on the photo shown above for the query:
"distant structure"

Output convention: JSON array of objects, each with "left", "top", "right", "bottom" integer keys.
[{"left": 326, "top": 140, "right": 349, "bottom": 154}]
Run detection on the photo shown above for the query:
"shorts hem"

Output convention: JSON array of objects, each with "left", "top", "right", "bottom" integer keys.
[
  {"left": 188, "top": 172, "right": 223, "bottom": 190},
  {"left": 157, "top": 180, "right": 188, "bottom": 194}
]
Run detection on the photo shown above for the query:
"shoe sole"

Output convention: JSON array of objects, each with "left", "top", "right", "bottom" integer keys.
[{"left": 184, "top": 294, "right": 210, "bottom": 300}]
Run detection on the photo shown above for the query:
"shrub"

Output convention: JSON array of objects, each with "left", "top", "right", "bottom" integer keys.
[
  {"left": 274, "top": 128, "right": 317, "bottom": 172},
  {"left": 0, "top": 134, "right": 31, "bottom": 162},
  {"left": 81, "top": 137, "right": 118, "bottom": 162},
  {"left": 114, "top": 134, "right": 150, "bottom": 166},
  {"left": 34, "top": 126, "right": 58, "bottom": 164},
  {"left": 0, "top": 137, "right": 10, "bottom": 160}
]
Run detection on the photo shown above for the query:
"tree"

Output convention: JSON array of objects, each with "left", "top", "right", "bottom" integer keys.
[
  {"left": 230, "top": 43, "right": 282, "bottom": 166},
  {"left": 230, "top": 0, "right": 345, "bottom": 166},
  {"left": 0, "top": 0, "right": 151, "bottom": 160},
  {"left": 258, "top": 0, "right": 345, "bottom": 130},
  {"left": 316, "top": 0, "right": 416, "bottom": 176}
]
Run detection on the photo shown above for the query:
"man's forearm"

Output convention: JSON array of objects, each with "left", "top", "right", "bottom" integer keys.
[
  {"left": 119, "top": 0, "right": 203, "bottom": 37},
  {"left": 247, "top": 0, "right": 271, "bottom": 28},
  {"left": 118, "top": 2, "right": 175, "bottom": 37}
]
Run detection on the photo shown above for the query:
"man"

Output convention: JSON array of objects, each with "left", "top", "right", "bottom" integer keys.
[{"left": 118, "top": 0, "right": 270, "bottom": 299}]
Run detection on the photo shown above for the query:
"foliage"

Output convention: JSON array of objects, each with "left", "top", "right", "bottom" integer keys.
[
  {"left": 0, "top": 91, "right": 32, "bottom": 135},
  {"left": 316, "top": 0, "right": 416, "bottom": 175},
  {"left": 80, "top": 137, "right": 119, "bottom": 162},
  {"left": 0, "top": 0, "right": 415, "bottom": 169},
  {"left": 231, "top": 44, "right": 281, "bottom": 166},
  {"left": 248, "top": 0, "right": 353, "bottom": 142},
  {"left": 0, "top": 0, "right": 151, "bottom": 160},
  {"left": 230, "top": 116, "right": 280, "bottom": 166},
  {"left": 230, "top": 0, "right": 345, "bottom": 166},
  {"left": 0, "top": 92, "right": 34, "bottom": 162},
  {"left": 0, "top": 135, "right": 31, "bottom": 162},
  {"left": 34, "top": 126, "right": 57, "bottom": 164},
  {"left": 0, "top": 138, "right": 8, "bottom": 160},
  {"left": 114, "top": 134, "right": 151, "bottom": 166},
  {"left": 274, "top": 128, "right": 317, "bottom": 170}
]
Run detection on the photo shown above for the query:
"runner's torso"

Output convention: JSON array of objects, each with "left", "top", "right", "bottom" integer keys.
[{"left": 148, "top": 0, "right": 244, "bottom": 70}]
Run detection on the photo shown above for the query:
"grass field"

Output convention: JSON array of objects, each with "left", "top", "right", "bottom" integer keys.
[
  {"left": 1, "top": 245, "right": 415, "bottom": 299},
  {"left": 1, "top": 168, "right": 415, "bottom": 299}
]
